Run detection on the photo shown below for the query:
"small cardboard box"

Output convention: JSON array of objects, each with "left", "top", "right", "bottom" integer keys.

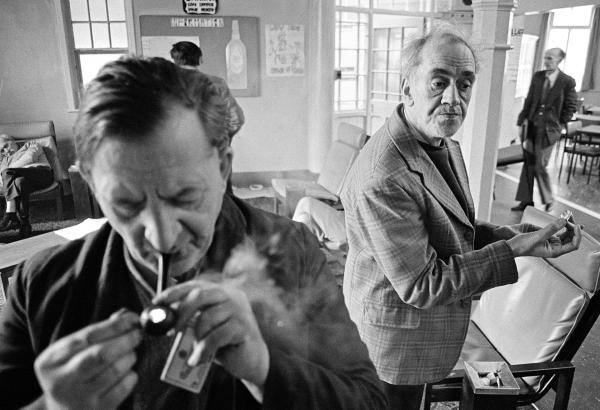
[{"left": 464, "top": 361, "right": 520, "bottom": 395}]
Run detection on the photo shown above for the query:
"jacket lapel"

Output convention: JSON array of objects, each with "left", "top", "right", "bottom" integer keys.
[
  {"left": 447, "top": 140, "right": 475, "bottom": 223},
  {"left": 386, "top": 107, "right": 472, "bottom": 228}
]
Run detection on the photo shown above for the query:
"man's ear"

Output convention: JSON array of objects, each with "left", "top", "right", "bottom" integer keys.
[
  {"left": 401, "top": 77, "right": 413, "bottom": 106},
  {"left": 219, "top": 146, "right": 233, "bottom": 189}
]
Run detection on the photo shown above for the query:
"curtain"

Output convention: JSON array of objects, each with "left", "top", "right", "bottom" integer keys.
[
  {"left": 581, "top": 6, "right": 600, "bottom": 91},
  {"left": 532, "top": 13, "right": 550, "bottom": 71}
]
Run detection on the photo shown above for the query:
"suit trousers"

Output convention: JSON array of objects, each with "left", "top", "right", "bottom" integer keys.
[
  {"left": 515, "top": 121, "right": 554, "bottom": 205},
  {"left": 382, "top": 382, "right": 425, "bottom": 410},
  {"left": 1, "top": 167, "right": 53, "bottom": 218}
]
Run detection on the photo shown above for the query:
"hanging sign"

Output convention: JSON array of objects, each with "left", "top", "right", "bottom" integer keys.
[
  {"left": 182, "top": 0, "right": 218, "bottom": 15},
  {"left": 171, "top": 17, "right": 224, "bottom": 28}
]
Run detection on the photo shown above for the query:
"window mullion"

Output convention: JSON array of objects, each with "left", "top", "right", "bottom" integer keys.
[{"left": 86, "top": 0, "right": 94, "bottom": 49}]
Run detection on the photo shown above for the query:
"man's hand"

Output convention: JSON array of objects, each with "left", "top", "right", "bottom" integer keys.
[
  {"left": 507, "top": 218, "right": 582, "bottom": 258},
  {"left": 154, "top": 280, "right": 270, "bottom": 387},
  {"left": 34, "top": 310, "right": 142, "bottom": 410}
]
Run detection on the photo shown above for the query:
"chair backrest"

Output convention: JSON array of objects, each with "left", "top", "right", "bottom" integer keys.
[
  {"left": 471, "top": 207, "right": 600, "bottom": 392},
  {"left": 566, "top": 120, "right": 582, "bottom": 138},
  {"left": 0, "top": 121, "right": 67, "bottom": 182},
  {"left": 336, "top": 122, "right": 368, "bottom": 150},
  {"left": 317, "top": 141, "right": 359, "bottom": 197}
]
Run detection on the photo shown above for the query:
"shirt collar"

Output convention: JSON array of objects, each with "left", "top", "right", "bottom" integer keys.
[{"left": 546, "top": 69, "right": 559, "bottom": 87}]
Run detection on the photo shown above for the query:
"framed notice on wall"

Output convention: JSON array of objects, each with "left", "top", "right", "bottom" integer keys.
[
  {"left": 139, "top": 15, "right": 260, "bottom": 97},
  {"left": 265, "top": 24, "right": 305, "bottom": 77}
]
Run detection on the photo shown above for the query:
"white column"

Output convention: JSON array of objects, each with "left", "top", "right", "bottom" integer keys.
[
  {"left": 460, "top": 0, "right": 517, "bottom": 221},
  {"left": 306, "top": 0, "right": 335, "bottom": 172}
]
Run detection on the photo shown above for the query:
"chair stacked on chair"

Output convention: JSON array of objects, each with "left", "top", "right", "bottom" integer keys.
[
  {"left": 425, "top": 206, "right": 600, "bottom": 409},
  {"left": 558, "top": 120, "right": 600, "bottom": 184},
  {"left": 0, "top": 121, "right": 68, "bottom": 221},
  {"left": 270, "top": 122, "right": 368, "bottom": 216}
]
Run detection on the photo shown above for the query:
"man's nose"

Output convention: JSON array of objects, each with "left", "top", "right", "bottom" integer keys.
[
  {"left": 143, "top": 205, "right": 181, "bottom": 253},
  {"left": 441, "top": 83, "right": 459, "bottom": 105}
]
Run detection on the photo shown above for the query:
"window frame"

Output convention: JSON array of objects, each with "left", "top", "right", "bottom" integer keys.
[
  {"left": 334, "top": 0, "right": 441, "bottom": 133},
  {"left": 545, "top": 5, "right": 594, "bottom": 91},
  {"left": 54, "top": 0, "right": 135, "bottom": 111}
]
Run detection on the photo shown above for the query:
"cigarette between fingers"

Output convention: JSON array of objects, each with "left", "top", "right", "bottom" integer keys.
[{"left": 188, "top": 339, "right": 207, "bottom": 367}]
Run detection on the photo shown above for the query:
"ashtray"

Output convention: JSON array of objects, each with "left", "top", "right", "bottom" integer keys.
[
  {"left": 463, "top": 361, "right": 520, "bottom": 395},
  {"left": 249, "top": 184, "right": 263, "bottom": 191}
]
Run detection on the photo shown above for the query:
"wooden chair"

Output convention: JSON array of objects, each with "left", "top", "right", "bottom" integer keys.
[
  {"left": 423, "top": 207, "right": 600, "bottom": 409},
  {"left": 270, "top": 122, "right": 368, "bottom": 216},
  {"left": 0, "top": 121, "right": 68, "bottom": 220}
]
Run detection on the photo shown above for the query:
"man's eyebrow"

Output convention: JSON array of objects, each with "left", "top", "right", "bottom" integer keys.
[{"left": 430, "top": 68, "right": 476, "bottom": 80}]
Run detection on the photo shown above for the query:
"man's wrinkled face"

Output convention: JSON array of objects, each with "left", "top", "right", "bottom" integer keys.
[
  {"left": 85, "top": 106, "right": 231, "bottom": 277},
  {"left": 543, "top": 49, "right": 562, "bottom": 72},
  {"left": 403, "top": 40, "right": 476, "bottom": 139},
  {"left": 0, "top": 137, "right": 19, "bottom": 156}
]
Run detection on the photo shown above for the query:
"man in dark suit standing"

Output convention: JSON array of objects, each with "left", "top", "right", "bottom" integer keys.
[{"left": 512, "top": 48, "right": 577, "bottom": 212}]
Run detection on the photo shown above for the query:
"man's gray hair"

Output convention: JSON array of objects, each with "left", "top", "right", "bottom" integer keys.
[{"left": 401, "top": 25, "right": 480, "bottom": 80}]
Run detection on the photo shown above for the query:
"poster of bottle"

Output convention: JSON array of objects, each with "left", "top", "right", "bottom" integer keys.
[
  {"left": 139, "top": 15, "right": 261, "bottom": 97},
  {"left": 265, "top": 24, "right": 305, "bottom": 77}
]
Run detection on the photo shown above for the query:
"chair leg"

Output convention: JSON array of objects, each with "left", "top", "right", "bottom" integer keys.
[
  {"left": 558, "top": 150, "right": 567, "bottom": 179},
  {"left": 567, "top": 151, "right": 575, "bottom": 184},
  {"left": 552, "top": 367, "right": 575, "bottom": 410},
  {"left": 422, "top": 384, "right": 432, "bottom": 409},
  {"left": 558, "top": 149, "right": 568, "bottom": 179}
]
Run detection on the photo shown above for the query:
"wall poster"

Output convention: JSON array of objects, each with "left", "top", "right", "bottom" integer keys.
[
  {"left": 265, "top": 24, "right": 305, "bottom": 77},
  {"left": 139, "top": 15, "right": 261, "bottom": 97}
]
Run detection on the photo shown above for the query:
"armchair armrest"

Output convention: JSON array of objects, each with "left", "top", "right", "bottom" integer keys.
[{"left": 424, "top": 361, "right": 575, "bottom": 410}]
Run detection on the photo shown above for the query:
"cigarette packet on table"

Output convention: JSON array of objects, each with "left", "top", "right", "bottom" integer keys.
[{"left": 161, "top": 326, "right": 211, "bottom": 393}]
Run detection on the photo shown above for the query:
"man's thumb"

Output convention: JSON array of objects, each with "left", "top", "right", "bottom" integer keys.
[{"left": 538, "top": 218, "right": 566, "bottom": 239}]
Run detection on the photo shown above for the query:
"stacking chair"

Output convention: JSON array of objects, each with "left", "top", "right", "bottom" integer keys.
[
  {"left": 0, "top": 121, "right": 68, "bottom": 220},
  {"left": 424, "top": 206, "right": 600, "bottom": 409},
  {"left": 559, "top": 121, "right": 600, "bottom": 184},
  {"left": 271, "top": 122, "right": 367, "bottom": 216}
]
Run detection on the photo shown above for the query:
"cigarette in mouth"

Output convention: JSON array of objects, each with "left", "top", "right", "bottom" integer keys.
[{"left": 157, "top": 253, "right": 171, "bottom": 295}]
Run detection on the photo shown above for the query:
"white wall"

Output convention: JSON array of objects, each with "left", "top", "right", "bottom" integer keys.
[
  {"left": 0, "top": 0, "right": 79, "bottom": 166},
  {"left": 132, "top": 0, "right": 314, "bottom": 173},
  {"left": 0, "top": 0, "right": 321, "bottom": 174}
]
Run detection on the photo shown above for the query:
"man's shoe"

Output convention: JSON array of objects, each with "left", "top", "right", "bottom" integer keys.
[
  {"left": 545, "top": 202, "right": 555, "bottom": 212},
  {"left": 510, "top": 202, "right": 533, "bottom": 212},
  {"left": 19, "top": 220, "right": 32, "bottom": 238},
  {"left": 0, "top": 213, "right": 20, "bottom": 231}
]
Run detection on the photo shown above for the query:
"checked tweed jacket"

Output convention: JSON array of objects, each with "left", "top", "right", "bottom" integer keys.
[{"left": 341, "top": 105, "right": 524, "bottom": 385}]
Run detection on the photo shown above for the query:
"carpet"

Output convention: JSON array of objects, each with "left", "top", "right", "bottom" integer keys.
[{"left": 0, "top": 198, "right": 84, "bottom": 244}]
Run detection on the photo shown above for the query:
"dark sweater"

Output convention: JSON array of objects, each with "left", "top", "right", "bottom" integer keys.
[{"left": 0, "top": 195, "right": 386, "bottom": 410}]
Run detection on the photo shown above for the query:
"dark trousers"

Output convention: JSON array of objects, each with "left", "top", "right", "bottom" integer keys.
[
  {"left": 383, "top": 382, "right": 425, "bottom": 410},
  {"left": 1, "top": 167, "right": 53, "bottom": 218},
  {"left": 515, "top": 119, "right": 554, "bottom": 205}
]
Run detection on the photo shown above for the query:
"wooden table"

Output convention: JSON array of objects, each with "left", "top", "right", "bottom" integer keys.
[
  {"left": 586, "top": 106, "right": 600, "bottom": 115},
  {"left": 69, "top": 164, "right": 102, "bottom": 219},
  {"left": 580, "top": 124, "right": 600, "bottom": 136},
  {"left": 232, "top": 185, "right": 277, "bottom": 213},
  {"left": 0, "top": 218, "right": 106, "bottom": 302},
  {"left": 574, "top": 114, "right": 600, "bottom": 123}
]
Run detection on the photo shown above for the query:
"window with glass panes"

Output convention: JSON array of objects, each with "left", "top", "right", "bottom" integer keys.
[
  {"left": 335, "top": 11, "right": 368, "bottom": 111},
  {"left": 67, "top": 0, "right": 129, "bottom": 88},
  {"left": 372, "top": 26, "right": 413, "bottom": 102},
  {"left": 546, "top": 5, "right": 594, "bottom": 91}
]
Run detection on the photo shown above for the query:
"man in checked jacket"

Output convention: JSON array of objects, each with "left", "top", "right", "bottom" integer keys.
[{"left": 341, "top": 27, "right": 582, "bottom": 409}]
